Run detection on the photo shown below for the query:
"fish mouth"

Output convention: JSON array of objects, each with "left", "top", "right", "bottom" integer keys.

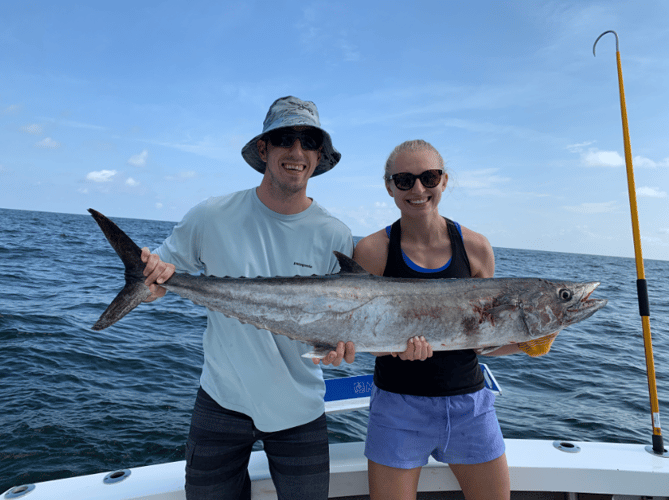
[{"left": 566, "top": 281, "right": 608, "bottom": 323}]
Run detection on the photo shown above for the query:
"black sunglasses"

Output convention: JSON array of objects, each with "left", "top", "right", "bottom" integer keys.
[
  {"left": 386, "top": 169, "right": 444, "bottom": 190},
  {"left": 266, "top": 128, "right": 324, "bottom": 151}
]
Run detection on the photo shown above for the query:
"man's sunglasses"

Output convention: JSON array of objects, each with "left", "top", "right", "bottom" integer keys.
[
  {"left": 386, "top": 169, "right": 444, "bottom": 190},
  {"left": 266, "top": 128, "right": 324, "bottom": 151}
]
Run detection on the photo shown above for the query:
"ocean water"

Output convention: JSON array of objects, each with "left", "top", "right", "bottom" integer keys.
[{"left": 1, "top": 208, "right": 668, "bottom": 492}]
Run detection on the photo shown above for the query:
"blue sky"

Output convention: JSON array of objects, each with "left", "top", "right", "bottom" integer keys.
[{"left": 2, "top": 1, "right": 668, "bottom": 260}]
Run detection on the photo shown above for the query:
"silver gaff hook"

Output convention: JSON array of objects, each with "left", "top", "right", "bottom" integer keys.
[{"left": 593, "top": 30, "right": 619, "bottom": 56}]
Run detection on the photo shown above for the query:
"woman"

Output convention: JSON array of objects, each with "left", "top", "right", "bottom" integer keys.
[{"left": 353, "top": 140, "right": 518, "bottom": 500}]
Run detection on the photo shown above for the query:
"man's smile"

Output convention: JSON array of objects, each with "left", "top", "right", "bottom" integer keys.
[{"left": 282, "top": 162, "right": 306, "bottom": 172}]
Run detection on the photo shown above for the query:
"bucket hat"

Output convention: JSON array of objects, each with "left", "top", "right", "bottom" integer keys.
[{"left": 241, "top": 96, "right": 341, "bottom": 177}]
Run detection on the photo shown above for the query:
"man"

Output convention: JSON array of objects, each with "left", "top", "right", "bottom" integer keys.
[{"left": 141, "top": 96, "right": 356, "bottom": 499}]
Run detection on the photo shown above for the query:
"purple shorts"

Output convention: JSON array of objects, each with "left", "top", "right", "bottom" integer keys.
[{"left": 364, "top": 385, "right": 505, "bottom": 469}]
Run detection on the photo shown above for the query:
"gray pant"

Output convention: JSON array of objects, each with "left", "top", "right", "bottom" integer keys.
[{"left": 184, "top": 387, "right": 330, "bottom": 500}]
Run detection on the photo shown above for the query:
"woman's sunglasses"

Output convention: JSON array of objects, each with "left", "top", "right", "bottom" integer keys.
[
  {"left": 266, "top": 128, "right": 324, "bottom": 151},
  {"left": 386, "top": 169, "right": 444, "bottom": 190}
]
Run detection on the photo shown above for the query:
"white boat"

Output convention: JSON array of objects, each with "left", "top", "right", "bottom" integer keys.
[{"left": 4, "top": 367, "right": 669, "bottom": 500}]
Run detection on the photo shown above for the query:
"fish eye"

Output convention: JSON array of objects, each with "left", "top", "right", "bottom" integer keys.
[{"left": 558, "top": 289, "right": 573, "bottom": 301}]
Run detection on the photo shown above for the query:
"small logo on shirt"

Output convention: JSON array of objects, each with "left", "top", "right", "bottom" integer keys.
[{"left": 294, "top": 262, "right": 313, "bottom": 268}]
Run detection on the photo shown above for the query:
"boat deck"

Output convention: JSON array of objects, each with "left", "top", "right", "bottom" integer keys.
[{"left": 7, "top": 438, "right": 667, "bottom": 500}]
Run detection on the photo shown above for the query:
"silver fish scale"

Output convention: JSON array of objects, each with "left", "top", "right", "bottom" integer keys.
[{"left": 162, "top": 272, "right": 606, "bottom": 355}]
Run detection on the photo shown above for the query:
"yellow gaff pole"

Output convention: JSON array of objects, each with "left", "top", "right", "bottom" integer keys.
[{"left": 593, "top": 30, "right": 666, "bottom": 457}]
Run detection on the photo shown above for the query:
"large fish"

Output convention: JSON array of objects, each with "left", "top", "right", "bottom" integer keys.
[{"left": 89, "top": 209, "right": 607, "bottom": 356}]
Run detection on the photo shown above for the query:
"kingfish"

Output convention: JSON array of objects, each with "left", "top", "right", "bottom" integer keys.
[{"left": 89, "top": 209, "right": 607, "bottom": 356}]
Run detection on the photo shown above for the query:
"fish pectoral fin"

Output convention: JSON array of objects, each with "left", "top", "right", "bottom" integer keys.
[
  {"left": 477, "top": 345, "right": 503, "bottom": 355},
  {"left": 301, "top": 345, "right": 337, "bottom": 359},
  {"left": 518, "top": 332, "right": 559, "bottom": 357}
]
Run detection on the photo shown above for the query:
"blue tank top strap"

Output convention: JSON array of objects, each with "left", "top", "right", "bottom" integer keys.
[{"left": 453, "top": 220, "right": 463, "bottom": 239}]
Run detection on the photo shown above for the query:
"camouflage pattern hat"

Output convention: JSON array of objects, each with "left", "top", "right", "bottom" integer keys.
[{"left": 241, "top": 96, "right": 341, "bottom": 177}]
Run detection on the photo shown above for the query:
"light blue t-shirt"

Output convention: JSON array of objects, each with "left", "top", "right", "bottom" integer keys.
[{"left": 155, "top": 188, "right": 353, "bottom": 431}]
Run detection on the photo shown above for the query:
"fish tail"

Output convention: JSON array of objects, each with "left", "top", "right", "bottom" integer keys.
[{"left": 88, "top": 209, "right": 152, "bottom": 330}]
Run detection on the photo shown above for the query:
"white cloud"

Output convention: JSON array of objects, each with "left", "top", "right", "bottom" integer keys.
[
  {"left": 582, "top": 150, "right": 624, "bottom": 168},
  {"left": 298, "top": 7, "right": 361, "bottom": 62},
  {"left": 60, "top": 119, "right": 105, "bottom": 131},
  {"left": 3, "top": 104, "right": 22, "bottom": 114},
  {"left": 36, "top": 116, "right": 105, "bottom": 131},
  {"left": 633, "top": 157, "right": 656, "bottom": 169},
  {"left": 126, "top": 177, "right": 140, "bottom": 187},
  {"left": 86, "top": 170, "right": 117, "bottom": 182},
  {"left": 155, "top": 202, "right": 163, "bottom": 209},
  {"left": 637, "top": 186, "right": 667, "bottom": 198},
  {"left": 566, "top": 141, "right": 595, "bottom": 152},
  {"left": 641, "top": 235, "right": 664, "bottom": 245},
  {"left": 337, "top": 32, "right": 361, "bottom": 62},
  {"left": 563, "top": 201, "right": 618, "bottom": 214},
  {"left": 573, "top": 225, "right": 614, "bottom": 241},
  {"left": 152, "top": 136, "right": 233, "bottom": 161},
  {"left": 21, "top": 124, "right": 43, "bottom": 135},
  {"left": 166, "top": 170, "right": 197, "bottom": 182},
  {"left": 632, "top": 156, "right": 669, "bottom": 169},
  {"left": 128, "top": 150, "right": 148, "bottom": 167},
  {"left": 455, "top": 168, "right": 511, "bottom": 189},
  {"left": 330, "top": 202, "right": 399, "bottom": 234},
  {"left": 35, "top": 137, "right": 61, "bottom": 149},
  {"left": 572, "top": 145, "right": 669, "bottom": 169}
]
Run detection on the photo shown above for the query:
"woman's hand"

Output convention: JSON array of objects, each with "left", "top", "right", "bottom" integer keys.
[{"left": 392, "top": 336, "right": 433, "bottom": 361}]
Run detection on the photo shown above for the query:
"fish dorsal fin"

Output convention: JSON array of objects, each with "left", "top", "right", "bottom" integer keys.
[{"left": 334, "top": 251, "right": 368, "bottom": 274}]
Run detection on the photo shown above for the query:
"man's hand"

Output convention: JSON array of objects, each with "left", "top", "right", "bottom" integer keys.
[
  {"left": 392, "top": 336, "right": 433, "bottom": 361},
  {"left": 140, "top": 247, "right": 175, "bottom": 302},
  {"left": 313, "top": 341, "right": 356, "bottom": 366}
]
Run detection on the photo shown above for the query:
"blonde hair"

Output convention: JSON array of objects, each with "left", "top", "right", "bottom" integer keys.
[{"left": 384, "top": 139, "right": 446, "bottom": 180}]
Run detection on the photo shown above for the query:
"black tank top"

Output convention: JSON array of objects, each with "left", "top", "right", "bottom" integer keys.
[{"left": 373, "top": 218, "right": 485, "bottom": 397}]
